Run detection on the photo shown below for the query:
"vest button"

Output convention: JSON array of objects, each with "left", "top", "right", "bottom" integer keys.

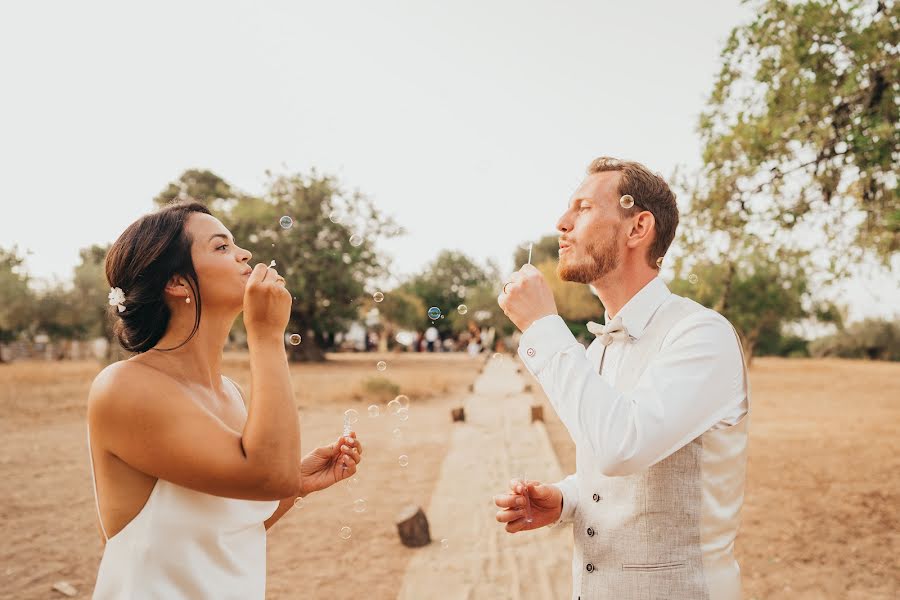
[
  {"left": 592, "top": 493, "right": 600, "bottom": 502},
  {"left": 587, "top": 527, "right": 595, "bottom": 537},
  {"left": 586, "top": 563, "right": 594, "bottom": 572}
]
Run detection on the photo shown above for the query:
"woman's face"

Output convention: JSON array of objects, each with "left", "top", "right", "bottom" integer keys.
[{"left": 186, "top": 213, "right": 253, "bottom": 311}]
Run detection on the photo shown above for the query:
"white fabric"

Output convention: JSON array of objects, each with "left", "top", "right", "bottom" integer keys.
[
  {"left": 87, "top": 379, "right": 279, "bottom": 599},
  {"left": 517, "top": 276, "right": 747, "bottom": 525},
  {"left": 585, "top": 315, "right": 630, "bottom": 346}
]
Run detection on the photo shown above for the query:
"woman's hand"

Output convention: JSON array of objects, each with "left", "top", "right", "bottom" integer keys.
[
  {"left": 243, "top": 263, "right": 292, "bottom": 341},
  {"left": 299, "top": 432, "right": 363, "bottom": 496}
]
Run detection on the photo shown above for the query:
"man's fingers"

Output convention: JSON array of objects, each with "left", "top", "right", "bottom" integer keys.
[
  {"left": 493, "top": 493, "right": 525, "bottom": 509},
  {"left": 496, "top": 508, "right": 525, "bottom": 524},
  {"left": 505, "top": 517, "right": 528, "bottom": 533}
]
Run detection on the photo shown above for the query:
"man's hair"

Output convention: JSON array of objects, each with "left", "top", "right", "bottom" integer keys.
[{"left": 587, "top": 156, "right": 678, "bottom": 268}]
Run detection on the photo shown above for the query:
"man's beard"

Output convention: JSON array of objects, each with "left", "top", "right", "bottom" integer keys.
[{"left": 557, "top": 233, "right": 621, "bottom": 284}]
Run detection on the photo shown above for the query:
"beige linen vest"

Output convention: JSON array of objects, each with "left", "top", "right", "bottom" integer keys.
[{"left": 572, "top": 296, "right": 750, "bottom": 600}]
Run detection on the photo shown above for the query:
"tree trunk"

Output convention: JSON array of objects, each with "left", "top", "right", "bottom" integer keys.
[
  {"left": 396, "top": 505, "right": 431, "bottom": 547},
  {"left": 289, "top": 340, "right": 326, "bottom": 362},
  {"left": 714, "top": 260, "right": 736, "bottom": 314}
]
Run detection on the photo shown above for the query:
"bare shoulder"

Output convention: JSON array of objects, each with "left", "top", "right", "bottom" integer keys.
[{"left": 87, "top": 360, "right": 182, "bottom": 430}]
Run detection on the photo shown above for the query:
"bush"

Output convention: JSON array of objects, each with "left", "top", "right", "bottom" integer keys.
[
  {"left": 354, "top": 376, "right": 401, "bottom": 402},
  {"left": 809, "top": 319, "right": 900, "bottom": 361}
]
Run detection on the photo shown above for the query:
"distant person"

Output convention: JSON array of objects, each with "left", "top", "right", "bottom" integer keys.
[
  {"left": 424, "top": 325, "right": 439, "bottom": 352},
  {"left": 494, "top": 157, "right": 749, "bottom": 599},
  {"left": 87, "top": 202, "right": 362, "bottom": 599}
]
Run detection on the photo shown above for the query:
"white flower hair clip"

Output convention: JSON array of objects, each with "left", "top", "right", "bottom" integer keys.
[{"left": 108, "top": 287, "right": 126, "bottom": 313}]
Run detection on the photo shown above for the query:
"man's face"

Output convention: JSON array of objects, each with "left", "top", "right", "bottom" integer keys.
[{"left": 555, "top": 171, "right": 624, "bottom": 284}]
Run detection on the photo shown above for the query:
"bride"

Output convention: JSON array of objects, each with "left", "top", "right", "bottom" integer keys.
[{"left": 87, "top": 201, "right": 362, "bottom": 599}]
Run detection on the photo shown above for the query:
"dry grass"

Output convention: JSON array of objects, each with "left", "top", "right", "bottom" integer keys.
[
  {"left": 537, "top": 357, "right": 900, "bottom": 600},
  {"left": 0, "top": 352, "right": 483, "bottom": 600}
]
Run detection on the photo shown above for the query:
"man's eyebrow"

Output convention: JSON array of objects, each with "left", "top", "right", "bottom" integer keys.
[{"left": 208, "top": 233, "right": 235, "bottom": 243}]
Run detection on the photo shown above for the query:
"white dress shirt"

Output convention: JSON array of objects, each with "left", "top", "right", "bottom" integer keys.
[{"left": 517, "top": 277, "right": 747, "bottom": 523}]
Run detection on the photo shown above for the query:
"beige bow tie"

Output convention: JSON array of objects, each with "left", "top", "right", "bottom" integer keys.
[{"left": 587, "top": 316, "right": 630, "bottom": 346}]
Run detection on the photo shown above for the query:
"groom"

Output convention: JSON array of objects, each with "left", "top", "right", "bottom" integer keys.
[{"left": 494, "top": 157, "right": 749, "bottom": 599}]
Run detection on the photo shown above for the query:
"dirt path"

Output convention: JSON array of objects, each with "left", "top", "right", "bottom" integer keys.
[{"left": 397, "top": 357, "right": 572, "bottom": 600}]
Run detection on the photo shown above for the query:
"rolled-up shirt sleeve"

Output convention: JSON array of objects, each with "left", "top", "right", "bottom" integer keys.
[
  {"left": 550, "top": 473, "right": 578, "bottom": 526},
  {"left": 517, "top": 312, "right": 745, "bottom": 477}
]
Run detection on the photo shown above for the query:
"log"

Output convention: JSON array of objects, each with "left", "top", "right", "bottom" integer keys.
[
  {"left": 531, "top": 405, "right": 544, "bottom": 423},
  {"left": 396, "top": 505, "right": 431, "bottom": 547},
  {"left": 451, "top": 407, "right": 466, "bottom": 422}
]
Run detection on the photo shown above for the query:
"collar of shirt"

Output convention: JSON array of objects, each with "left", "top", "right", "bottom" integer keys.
[{"left": 602, "top": 277, "right": 672, "bottom": 341}]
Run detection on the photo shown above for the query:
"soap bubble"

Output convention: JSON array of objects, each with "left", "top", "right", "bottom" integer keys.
[
  {"left": 457, "top": 304, "right": 468, "bottom": 315},
  {"left": 688, "top": 273, "right": 699, "bottom": 285},
  {"left": 353, "top": 499, "right": 367, "bottom": 513},
  {"left": 492, "top": 352, "right": 503, "bottom": 361},
  {"left": 373, "top": 291, "right": 384, "bottom": 303},
  {"left": 344, "top": 409, "right": 359, "bottom": 425},
  {"left": 339, "top": 526, "right": 352, "bottom": 540},
  {"left": 349, "top": 234, "right": 364, "bottom": 247},
  {"left": 398, "top": 455, "right": 409, "bottom": 467},
  {"left": 387, "top": 399, "right": 402, "bottom": 415},
  {"left": 619, "top": 194, "right": 635, "bottom": 209},
  {"left": 279, "top": 216, "right": 293, "bottom": 229},
  {"left": 368, "top": 404, "right": 380, "bottom": 418},
  {"left": 441, "top": 538, "right": 449, "bottom": 549},
  {"left": 293, "top": 496, "right": 304, "bottom": 508},
  {"left": 347, "top": 476, "right": 360, "bottom": 492},
  {"left": 329, "top": 210, "right": 342, "bottom": 224},
  {"left": 376, "top": 361, "right": 387, "bottom": 372},
  {"left": 427, "top": 306, "right": 442, "bottom": 320},
  {"left": 656, "top": 257, "right": 663, "bottom": 269},
  {"left": 288, "top": 333, "right": 302, "bottom": 346},
  {"left": 392, "top": 427, "right": 402, "bottom": 440},
  {"left": 395, "top": 394, "right": 410, "bottom": 409},
  {"left": 397, "top": 407, "right": 409, "bottom": 421}
]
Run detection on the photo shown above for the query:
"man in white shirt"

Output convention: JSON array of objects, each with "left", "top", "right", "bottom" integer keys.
[{"left": 493, "top": 157, "right": 749, "bottom": 599}]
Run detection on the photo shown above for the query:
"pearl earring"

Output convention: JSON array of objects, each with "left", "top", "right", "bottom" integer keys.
[{"left": 185, "top": 297, "right": 191, "bottom": 304}]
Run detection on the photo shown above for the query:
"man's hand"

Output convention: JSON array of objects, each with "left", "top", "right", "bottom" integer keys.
[
  {"left": 299, "top": 433, "right": 362, "bottom": 496},
  {"left": 493, "top": 478, "right": 563, "bottom": 533},
  {"left": 497, "top": 264, "right": 558, "bottom": 332}
]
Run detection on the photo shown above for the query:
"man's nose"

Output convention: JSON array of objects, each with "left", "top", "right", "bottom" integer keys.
[{"left": 556, "top": 210, "right": 572, "bottom": 233}]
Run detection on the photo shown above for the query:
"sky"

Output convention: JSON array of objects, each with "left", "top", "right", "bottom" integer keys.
[{"left": 1, "top": 1, "right": 896, "bottom": 322}]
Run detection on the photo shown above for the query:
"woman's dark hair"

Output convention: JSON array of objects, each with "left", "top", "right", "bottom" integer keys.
[{"left": 105, "top": 201, "right": 211, "bottom": 353}]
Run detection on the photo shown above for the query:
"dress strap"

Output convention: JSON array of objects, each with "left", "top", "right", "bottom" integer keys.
[{"left": 86, "top": 424, "right": 109, "bottom": 541}]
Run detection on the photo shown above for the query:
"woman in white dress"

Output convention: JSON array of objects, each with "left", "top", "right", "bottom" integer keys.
[{"left": 87, "top": 201, "right": 362, "bottom": 599}]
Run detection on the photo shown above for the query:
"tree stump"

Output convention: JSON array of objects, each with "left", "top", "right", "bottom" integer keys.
[
  {"left": 451, "top": 407, "right": 466, "bottom": 422},
  {"left": 396, "top": 505, "right": 431, "bottom": 547},
  {"left": 531, "top": 404, "right": 544, "bottom": 423}
]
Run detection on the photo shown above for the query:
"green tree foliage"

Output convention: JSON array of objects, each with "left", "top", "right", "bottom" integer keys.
[
  {"left": 809, "top": 317, "right": 899, "bottom": 360},
  {"left": 695, "top": 0, "right": 898, "bottom": 265},
  {"left": 156, "top": 169, "right": 402, "bottom": 361},
  {"left": 0, "top": 247, "right": 33, "bottom": 349},
  {"left": 512, "top": 235, "right": 560, "bottom": 269}
]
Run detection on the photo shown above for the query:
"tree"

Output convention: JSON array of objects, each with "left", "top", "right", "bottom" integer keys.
[
  {"left": 156, "top": 169, "right": 402, "bottom": 361},
  {"left": 695, "top": 0, "right": 898, "bottom": 267},
  {"left": 0, "top": 247, "right": 33, "bottom": 355},
  {"left": 512, "top": 235, "right": 560, "bottom": 269},
  {"left": 402, "top": 250, "right": 496, "bottom": 335}
]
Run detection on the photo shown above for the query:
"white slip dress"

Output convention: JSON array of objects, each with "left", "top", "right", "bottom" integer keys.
[{"left": 87, "top": 380, "right": 280, "bottom": 599}]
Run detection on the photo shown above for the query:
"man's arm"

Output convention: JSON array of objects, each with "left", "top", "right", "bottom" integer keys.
[{"left": 518, "top": 312, "right": 745, "bottom": 476}]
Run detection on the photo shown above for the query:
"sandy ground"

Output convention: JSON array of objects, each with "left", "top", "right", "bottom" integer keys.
[
  {"left": 537, "top": 357, "right": 900, "bottom": 600},
  {"left": 2, "top": 354, "right": 898, "bottom": 599}
]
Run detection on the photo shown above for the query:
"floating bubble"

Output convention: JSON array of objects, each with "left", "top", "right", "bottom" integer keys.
[
  {"left": 368, "top": 404, "right": 380, "bottom": 418},
  {"left": 387, "top": 399, "right": 402, "bottom": 415},
  {"left": 329, "top": 210, "right": 342, "bottom": 224},
  {"left": 395, "top": 394, "right": 410, "bottom": 409},
  {"left": 339, "top": 526, "right": 352, "bottom": 540},
  {"left": 349, "top": 234, "right": 364, "bottom": 247},
  {"left": 457, "top": 304, "right": 468, "bottom": 315},
  {"left": 347, "top": 476, "right": 360, "bottom": 491},
  {"left": 688, "top": 273, "right": 699, "bottom": 285},
  {"left": 619, "top": 194, "right": 635, "bottom": 209},
  {"left": 398, "top": 455, "right": 409, "bottom": 467},
  {"left": 373, "top": 291, "right": 384, "bottom": 303},
  {"left": 353, "top": 499, "right": 367, "bottom": 513},
  {"left": 656, "top": 257, "right": 663, "bottom": 269},
  {"left": 441, "top": 538, "right": 449, "bottom": 549},
  {"left": 398, "top": 407, "right": 409, "bottom": 421},
  {"left": 344, "top": 409, "right": 359, "bottom": 426},
  {"left": 293, "top": 496, "right": 304, "bottom": 508},
  {"left": 492, "top": 352, "right": 503, "bottom": 361},
  {"left": 392, "top": 427, "right": 402, "bottom": 440},
  {"left": 288, "top": 333, "right": 302, "bottom": 346},
  {"left": 427, "top": 306, "right": 442, "bottom": 320},
  {"left": 279, "top": 216, "right": 293, "bottom": 229},
  {"left": 376, "top": 361, "right": 387, "bottom": 372}
]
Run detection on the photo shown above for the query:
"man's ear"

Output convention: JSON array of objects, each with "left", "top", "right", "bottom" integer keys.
[{"left": 626, "top": 211, "right": 656, "bottom": 249}]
